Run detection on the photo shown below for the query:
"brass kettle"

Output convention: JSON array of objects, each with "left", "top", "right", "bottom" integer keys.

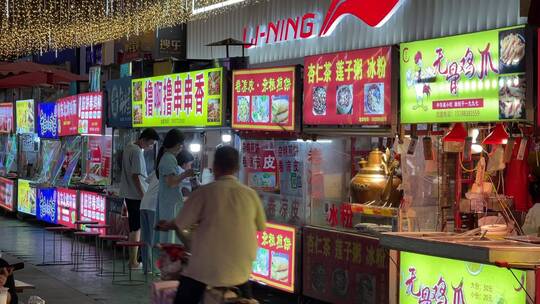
[{"left": 350, "top": 148, "right": 401, "bottom": 206}]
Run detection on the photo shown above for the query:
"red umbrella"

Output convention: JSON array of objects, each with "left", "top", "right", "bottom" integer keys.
[{"left": 0, "top": 61, "right": 85, "bottom": 88}]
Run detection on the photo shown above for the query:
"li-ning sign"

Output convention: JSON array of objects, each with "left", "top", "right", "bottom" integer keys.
[{"left": 243, "top": 0, "right": 405, "bottom": 48}]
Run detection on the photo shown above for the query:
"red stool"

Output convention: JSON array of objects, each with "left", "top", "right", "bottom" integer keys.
[
  {"left": 72, "top": 220, "right": 99, "bottom": 259},
  {"left": 97, "top": 234, "right": 127, "bottom": 277},
  {"left": 113, "top": 241, "right": 148, "bottom": 285},
  {"left": 39, "top": 226, "right": 75, "bottom": 266},
  {"left": 72, "top": 231, "right": 100, "bottom": 272}
]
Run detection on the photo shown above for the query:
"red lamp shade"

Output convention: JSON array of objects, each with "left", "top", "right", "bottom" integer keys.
[
  {"left": 443, "top": 123, "right": 467, "bottom": 142},
  {"left": 482, "top": 123, "right": 509, "bottom": 145}
]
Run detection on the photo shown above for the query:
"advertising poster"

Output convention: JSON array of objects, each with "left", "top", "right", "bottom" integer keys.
[
  {"left": 57, "top": 187, "right": 78, "bottom": 229},
  {"left": 57, "top": 95, "right": 78, "bottom": 136},
  {"left": 79, "top": 191, "right": 106, "bottom": 233},
  {"left": 82, "top": 135, "right": 112, "bottom": 186},
  {"left": 17, "top": 179, "right": 36, "bottom": 215},
  {"left": 37, "top": 102, "right": 58, "bottom": 139},
  {"left": 131, "top": 67, "right": 223, "bottom": 128},
  {"left": 232, "top": 67, "right": 296, "bottom": 131},
  {"left": 16, "top": 99, "right": 35, "bottom": 134},
  {"left": 400, "top": 251, "right": 527, "bottom": 304},
  {"left": 77, "top": 92, "right": 103, "bottom": 135},
  {"left": 0, "top": 135, "right": 17, "bottom": 176},
  {"left": 401, "top": 25, "right": 528, "bottom": 123},
  {"left": 0, "top": 177, "right": 15, "bottom": 211},
  {"left": 251, "top": 223, "right": 296, "bottom": 293},
  {"left": 36, "top": 187, "right": 58, "bottom": 224},
  {"left": 105, "top": 77, "right": 132, "bottom": 128},
  {"left": 303, "top": 227, "right": 388, "bottom": 304},
  {"left": 0, "top": 103, "right": 13, "bottom": 133},
  {"left": 304, "top": 47, "right": 392, "bottom": 125}
]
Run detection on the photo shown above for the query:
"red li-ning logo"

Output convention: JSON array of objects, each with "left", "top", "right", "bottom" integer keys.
[
  {"left": 320, "top": 0, "right": 405, "bottom": 36},
  {"left": 243, "top": 13, "right": 317, "bottom": 49}
]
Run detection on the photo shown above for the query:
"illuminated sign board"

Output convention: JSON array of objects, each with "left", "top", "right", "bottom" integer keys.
[
  {"left": 232, "top": 67, "right": 297, "bottom": 131},
  {"left": 37, "top": 101, "right": 58, "bottom": 139},
  {"left": 400, "top": 251, "right": 527, "bottom": 304},
  {"left": 0, "top": 177, "right": 15, "bottom": 211},
  {"left": 57, "top": 187, "right": 78, "bottom": 229},
  {"left": 17, "top": 179, "right": 36, "bottom": 215},
  {"left": 16, "top": 99, "right": 35, "bottom": 134},
  {"left": 251, "top": 223, "right": 296, "bottom": 293},
  {"left": 131, "top": 67, "right": 223, "bottom": 128},
  {"left": 0, "top": 103, "right": 13, "bottom": 133},
  {"left": 400, "top": 26, "right": 528, "bottom": 123},
  {"left": 304, "top": 47, "right": 393, "bottom": 126},
  {"left": 79, "top": 191, "right": 106, "bottom": 233},
  {"left": 37, "top": 187, "right": 58, "bottom": 224}
]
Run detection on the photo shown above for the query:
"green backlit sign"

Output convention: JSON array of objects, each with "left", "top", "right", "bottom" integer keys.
[
  {"left": 400, "top": 26, "right": 527, "bottom": 123},
  {"left": 400, "top": 251, "right": 527, "bottom": 304}
]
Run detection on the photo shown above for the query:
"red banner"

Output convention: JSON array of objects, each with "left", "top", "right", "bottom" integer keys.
[
  {"left": 232, "top": 67, "right": 296, "bottom": 131},
  {"left": 78, "top": 92, "right": 103, "bottom": 135},
  {"left": 57, "top": 187, "right": 78, "bottom": 229},
  {"left": 0, "top": 177, "right": 15, "bottom": 211},
  {"left": 303, "top": 47, "right": 392, "bottom": 125},
  {"left": 0, "top": 103, "right": 13, "bottom": 133},
  {"left": 252, "top": 223, "right": 296, "bottom": 293},
  {"left": 57, "top": 95, "right": 79, "bottom": 136},
  {"left": 303, "top": 226, "right": 389, "bottom": 304},
  {"left": 79, "top": 191, "right": 106, "bottom": 233}
]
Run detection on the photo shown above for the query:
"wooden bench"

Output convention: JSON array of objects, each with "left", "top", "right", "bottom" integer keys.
[{"left": 14, "top": 279, "right": 35, "bottom": 293}]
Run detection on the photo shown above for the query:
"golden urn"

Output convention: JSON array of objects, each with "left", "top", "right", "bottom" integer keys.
[{"left": 350, "top": 148, "right": 401, "bottom": 206}]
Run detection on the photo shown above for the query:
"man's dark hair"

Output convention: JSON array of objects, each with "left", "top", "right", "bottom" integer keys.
[
  {"left": 214, "top": 146, "right": 240, "bottom": 173},
  {"left": 139, "top": 128, "right": 160, "bottom": 141}
]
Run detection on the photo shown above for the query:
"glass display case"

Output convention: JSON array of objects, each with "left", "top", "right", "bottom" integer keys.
[
  {"left": 34, "top": 139, "right": 62, "bottom": 185},
  {"left": 17, "top": 133, "right": 40, "bottom": 179},
  {"left": 0, "top": 134, "right": 17, "bottom": 177},
  {"left": 53, "top": 136, "right": 83, "bottom": 187}
]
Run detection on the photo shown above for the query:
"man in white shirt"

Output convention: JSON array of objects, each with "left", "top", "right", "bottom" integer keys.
[
  {"left": 157, "top": 146, "right": 266, "bottom": 304},
  {"left": 119, "top": 128, "right": 159, "bottom": 268}
]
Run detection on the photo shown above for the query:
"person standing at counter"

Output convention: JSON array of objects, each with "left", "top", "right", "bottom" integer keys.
[
  {"left": 119, "top": 128, "right": 159, "bottom": 269},
  {"left": 156, "top": 146, "right": 266, "bottom": 304},
  {"left": 140, "top": 171, "right": 159, "bottom": 275},
  {"left": 156, "top": 129, "right": 194, "bottom": 244},
  {"left": 176, "top": 150, "right": 199, "bottom": 197}
]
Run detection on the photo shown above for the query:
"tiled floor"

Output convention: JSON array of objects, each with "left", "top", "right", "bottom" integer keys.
[{"left": 0, "top": 214, "right": 307, "bottom": 304}]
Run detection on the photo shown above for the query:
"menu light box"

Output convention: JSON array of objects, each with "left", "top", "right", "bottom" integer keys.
[
  {"left": 37, "top": 101, "right": 58, "bottom": 139},
  {"left": 400, "top": 25, "right": 528, "bottom": 124},
  {"left": 79, "top": 191, "right": 106, "bottom": 233},
  {"left": 17, "top": 179, "right": 36, "bottom": 215},
  {"left": 36, "top": 187, "right": 58, "bottom": 224},
  {"left": 0, "top": 103, "right": 14, "bottom": 133},
  {"left": 303, "top": 47, "right": 393, "bottom": 126},
  {"left": 0, "top": 177, "right": 15, "bottom": 211},
  {"left": 400, "top": 251, "right": 527, "bottom": 304},
  {"left": 232, "top": 67, "right": 297, "bottom": 131},
  {"left": 251, "top": 223, "right": 296, "bottom": 293},
  {"left": 132, "top": 67, "right": 223, "bottom": 128},
  {"left": 15, "top": 99, "right": 35, "bottom": 134},
  {"left": 57, "top": 187, "right": 78, "bottom": 229}
]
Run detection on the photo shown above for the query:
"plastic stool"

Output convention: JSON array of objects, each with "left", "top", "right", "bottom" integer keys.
[
  {"left": 113, "top": 241, "right": 148, "bottom": 285},
  {"left": 72, "top": 231, "right": 100, "bottom": 272},
  {"left": 39, "top": 226, "right": 75, "bottom": 266},
  {"left": 96, "top": 234, "right": 127, "bottom": 277}
]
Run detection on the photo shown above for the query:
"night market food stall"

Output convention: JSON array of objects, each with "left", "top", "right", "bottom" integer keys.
[
  {"left": 300, "top": 45, "right": 399, "bottom": 304},
  {"left": 232, "top": 65, "right": 302, "bottom": 294},
  {"left": 0, "top": 102, "right": 17, "bottom": 213},
  {"left": 380, "top": 25, "right": 540, "bottom": 303}
]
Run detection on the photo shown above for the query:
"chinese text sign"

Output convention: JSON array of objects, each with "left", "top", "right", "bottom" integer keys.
[
  {"left": 400, "top": 251, "right": 526, "bottom": 304},
  {"left": 79, "top": 191, "right": 106, "bottom": 233},
  {"left": 57, "top": 187, "right": 78, "bottom": 229},
  {"left": 232, "top": 67, "right": 296, "bottom": 131},
  {"left": 37, "top": 102, "right": 58, "bottom": 139},
  {"left": 37, "top": 187, "right": 58, "bottom": 224},
  {"left": 57, "top": 95, "right": 78, "bottom": 136},
  {"left": 132, "top": 67, "right": 223, "bottom": 128},
  {"left": 0, "top": 177, "right": 14, "bottom": 211},
  {"left": 303, "top": 227, "right": 389, "bottom": 304},
  {"left": 401, "top": 26, "right": 527, "bottom": 123},
  {"left": 105, "top": 77, "right": 132, "bottom": 128},
  {"left": 0, "top": 103, "right": 13, "bottom": 133},
  {"left": 304, "top": 47, "right": 392, "bottom": 125},
  {"left": 17, "top": 179, "right": 36, "bottom": 215},
  {"left": 78, "top": 92, "right": 103, "bottom": 135},
  {"left": 251, "top": 223, "right": 296, "bottom": 293},
  {"left": 16, "top": 99, "right": 35, "bottom": 134}
]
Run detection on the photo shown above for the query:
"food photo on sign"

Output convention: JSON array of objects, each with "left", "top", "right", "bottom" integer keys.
[
  {"left": 232, "top": 66, "right": 298, "bottom": 132},
  {"left": 16, "top": 99, "right": 35, "bottom": 134},
  {"left": 0, "top": 103, "right": 14, "bottom": 133}
]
